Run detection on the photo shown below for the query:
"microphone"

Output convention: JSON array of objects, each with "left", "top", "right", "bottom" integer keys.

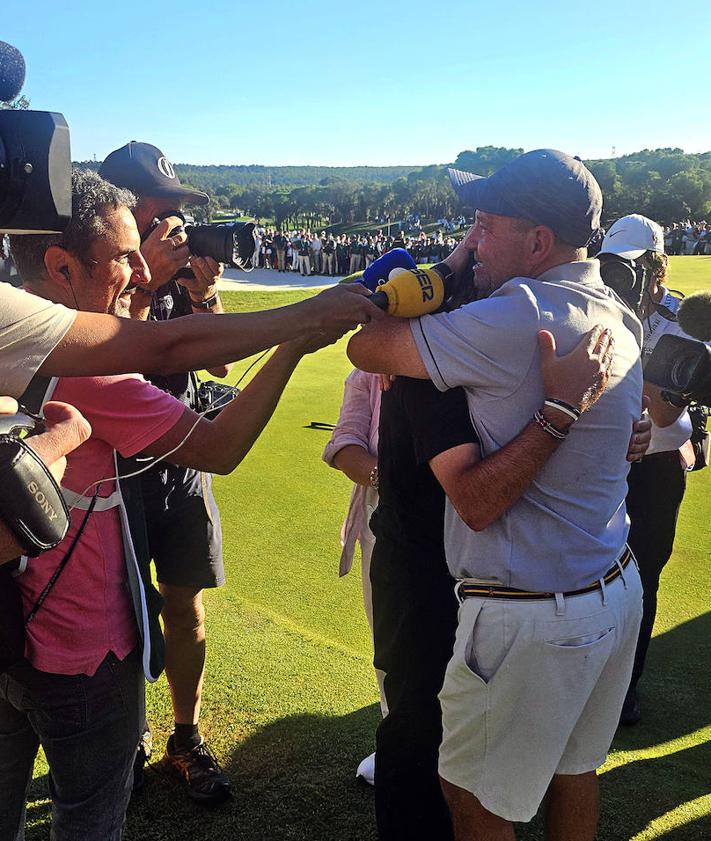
[
  {"left": 677, "top": 291, "right": 711, "bottom": 342},
  {"left": 370, "top": 267, "right": 446, "bottom": 317},
  {"left": 361, "top": 247, "right": 416, "bottom": 291},
  {"left": 0, "top": 41, "right": 26, "bottom": 102}
]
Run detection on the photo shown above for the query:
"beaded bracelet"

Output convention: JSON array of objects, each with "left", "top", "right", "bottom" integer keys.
[{"left": 533, "top": 410, "right": 568, "bottom": 440}]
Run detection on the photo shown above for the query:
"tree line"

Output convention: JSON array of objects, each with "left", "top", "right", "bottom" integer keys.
[{"left": 76, "top": 146, "right": 711, "bottom": 229}]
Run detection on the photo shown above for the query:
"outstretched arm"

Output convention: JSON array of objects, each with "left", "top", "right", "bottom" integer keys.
[
  {"left": 141, "top": 328, "right": 343, "bottom": 475},
  {"left": 40, "top": 284, "right": 383, "bottom": 378}
]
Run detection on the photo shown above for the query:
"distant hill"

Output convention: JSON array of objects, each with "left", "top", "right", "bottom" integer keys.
[
  {"left": 75, "top": 146, "right": 711, "bottom": 225},
  {"left": 74, "top": 160, "right": 423, "bottom": 188}
]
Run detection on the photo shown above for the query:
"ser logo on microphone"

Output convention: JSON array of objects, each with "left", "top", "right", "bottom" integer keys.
[{"left": 413, "top": 268, "right": 435, "bottom": 303}]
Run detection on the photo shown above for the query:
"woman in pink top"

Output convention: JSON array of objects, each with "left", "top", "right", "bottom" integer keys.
[{"left": 323, "top": 368, "right": 386, "bottom": 785}]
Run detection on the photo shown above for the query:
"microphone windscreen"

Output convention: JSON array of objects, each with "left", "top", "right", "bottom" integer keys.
[
  {"left": 362, "top": 248, "right": 416, "bottom": 291},
  {"left": 0, "top": 42, "right": 26, "bottom": 102},
  {"left": 677, "top": 291, "right": 711, "bottom": 342},
  {"left": 379, "top": 267, "right": 445, "bottom": 317}
]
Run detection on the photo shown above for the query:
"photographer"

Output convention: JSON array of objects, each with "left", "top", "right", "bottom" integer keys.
[
  {"left": 598, "top": 214, "right": 695, "bottom": 725},
  {"left": 99, "top": 141, "right": 232, "bottom": 801},
  {"left": 1, "top": 168, "right": 343, "bottom": 841}
]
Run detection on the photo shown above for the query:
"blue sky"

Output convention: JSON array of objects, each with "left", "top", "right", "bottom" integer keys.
[{"left": 5, "top": 0, "right": 709, "bottom": 166}]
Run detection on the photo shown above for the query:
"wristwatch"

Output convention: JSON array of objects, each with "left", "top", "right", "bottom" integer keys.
[{"left": 190, "top": 292, "right": 220, "bottom": 310}]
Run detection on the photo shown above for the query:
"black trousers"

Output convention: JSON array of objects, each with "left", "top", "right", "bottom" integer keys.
[
  {"left": 370, "top": 536, "right": 458, "bottom": 841},
  {"left": 625, "top": 450, "right": 686, "bottom": 694}
]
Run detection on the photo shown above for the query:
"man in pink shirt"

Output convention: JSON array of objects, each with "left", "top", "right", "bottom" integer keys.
[{"left": 1, "top": 169, "right": 337, "bottom": 841}]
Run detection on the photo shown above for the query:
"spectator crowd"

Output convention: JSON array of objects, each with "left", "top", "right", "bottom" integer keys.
[
  {"left": 664, "top": 221, "right": 711, "bottom": 255},
  {"left": 250, "top": 228, "right": 460, "bottom": 276}
]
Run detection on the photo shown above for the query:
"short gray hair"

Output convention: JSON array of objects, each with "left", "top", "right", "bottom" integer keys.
[{"left": 10, "top": 168, "right": 136, "bottom": 285}]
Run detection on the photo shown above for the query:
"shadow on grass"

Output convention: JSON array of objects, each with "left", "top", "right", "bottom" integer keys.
[
  {"left": 598, "top": 610, "right": 711, "bottom": 841},
  {"left": 23, "top": 614, "right": 711, "bottom": 841},
  {"left": 125, "top": 704, "right": 381, "bottom": 841}
]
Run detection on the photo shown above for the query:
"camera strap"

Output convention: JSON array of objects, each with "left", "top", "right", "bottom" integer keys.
[
  {"left": 644, "top": 292, "right": 681, "bottom": 357},
  {"left": 24, "top": 491, "right": 98, "bottom": 626}
]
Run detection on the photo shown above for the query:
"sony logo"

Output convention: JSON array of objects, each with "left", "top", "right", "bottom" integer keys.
[{"left": 27, "top": 480, "right": 59, "bottom": 521}]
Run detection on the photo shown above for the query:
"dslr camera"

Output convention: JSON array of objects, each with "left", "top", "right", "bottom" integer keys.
[
  {"left": 196, "top": 380, "right": 240, "bottom": 421},
  {"left": 145, "top": 210, "right": 256, "bottom": 270}
]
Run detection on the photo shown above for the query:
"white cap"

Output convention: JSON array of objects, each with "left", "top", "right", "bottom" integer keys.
[{"left": 599, "top": 214, "right": 665, "bottom": 260}]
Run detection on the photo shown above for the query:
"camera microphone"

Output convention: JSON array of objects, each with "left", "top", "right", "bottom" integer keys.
[
  {"left": 0, "top": 41, "right": 26, "bottom": 103},
  {"left": 677, "top": 291, "right": 711, "bottom": 342},
  {"left": 369, "top": 266, "right": 446, "bottom": 317}
]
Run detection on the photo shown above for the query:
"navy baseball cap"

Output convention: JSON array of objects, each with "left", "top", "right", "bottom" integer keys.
[
  {"left": 99, "top": 141, "right": 209, "bottom": 205},
  {"left": 448, "top": 149, "right": 602, "bottom": 247}
]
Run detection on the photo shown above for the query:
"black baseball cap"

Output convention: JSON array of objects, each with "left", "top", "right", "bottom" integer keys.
[
  {"left": 448, "top": 149, "right": 602, "bottom": 247},
  {"left": 99, "top": 141, "right": 209, "bottom": 205}
]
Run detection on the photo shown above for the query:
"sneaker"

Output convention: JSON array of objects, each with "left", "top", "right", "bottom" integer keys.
[
  {"left": 356, "top": 751, "right": 376, "bottom": 786},
  {"left": 619, "top": 688, "right": 641, "bottom": 726},
  {"left": 161, "top": 735, "right": 232, "bottom": 805},
  {"left": 132, "top": 726, "right": 153, "bottom": 794}
]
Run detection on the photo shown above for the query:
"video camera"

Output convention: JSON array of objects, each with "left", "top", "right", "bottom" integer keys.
[
  {"left": 0, "top": 410, "right": 70, "bottom": 555},
  {"left": 598, "top": 253, "right": 649, "bottom": 312},
  {"left": 644, "top": 334, "right": 711, "bottom": 408},
  {"left": 0, "top": 42, "right": 71, "bottom": 235},
  {"left": 0, "top": 41, "right": 72, "bottom": 554}
]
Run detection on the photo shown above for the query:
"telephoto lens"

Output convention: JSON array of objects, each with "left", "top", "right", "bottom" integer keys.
[{"left": 185, "top": 221, "right": 256, "bottom": 269}]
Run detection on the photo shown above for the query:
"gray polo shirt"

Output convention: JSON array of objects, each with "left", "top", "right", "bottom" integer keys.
[{"left": 411, "top": 260, "right": 643, "bottom": 592}]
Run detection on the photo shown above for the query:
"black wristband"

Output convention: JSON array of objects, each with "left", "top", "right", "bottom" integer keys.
[{"left": 190, "top": 292, "right": 219, "bottom": 310}]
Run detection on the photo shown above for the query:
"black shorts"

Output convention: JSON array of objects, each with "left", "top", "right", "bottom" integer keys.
[{"left": 143, "top": 468, "right": 225, "bottom": 591}]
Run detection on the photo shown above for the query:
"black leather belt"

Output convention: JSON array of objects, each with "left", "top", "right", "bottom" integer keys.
[{"left": 455, "top": 546, "right": 634, "bottom": 602}]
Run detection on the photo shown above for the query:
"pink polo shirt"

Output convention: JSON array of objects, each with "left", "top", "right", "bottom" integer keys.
[{"left": 17, "top": 374, "right": 185, "bottom": 677}]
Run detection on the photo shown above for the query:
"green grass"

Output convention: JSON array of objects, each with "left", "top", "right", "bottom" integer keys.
[
  {"left": 668, "top": 255, "right": 711, "bottom": 296},
  {"left": 27, "top": 259, "right": 711, "bottom": 840}
]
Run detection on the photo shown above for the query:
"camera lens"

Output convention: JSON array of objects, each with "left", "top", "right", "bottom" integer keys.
[
  {"left": 601, "top": 260, "right": 635, "bottom": 295},
  {"left": 185, "top": 221, "right": 256, "bottom": 268},
  {"left": 670, "top": 353, "right": 700, "bottom": 391}
]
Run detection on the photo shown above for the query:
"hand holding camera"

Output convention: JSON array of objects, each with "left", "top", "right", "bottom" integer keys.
[
  {"left": 180, "top": 256, "right": 223, "bottom": 305},
  {"left": 139, "top": 215, "right": 190, "bottom": 289}
]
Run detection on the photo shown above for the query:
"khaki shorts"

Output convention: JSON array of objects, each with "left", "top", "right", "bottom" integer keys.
[{"left": 438, "top": 560, "right": 643, "bottom": 823}]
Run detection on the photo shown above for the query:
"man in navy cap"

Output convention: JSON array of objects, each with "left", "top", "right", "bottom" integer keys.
[
  {"left": 100, "top": 142, "right": 231, "bottom": 804},
  {"left": 349, "top": 150, "right": 645, "bottom": 840}
]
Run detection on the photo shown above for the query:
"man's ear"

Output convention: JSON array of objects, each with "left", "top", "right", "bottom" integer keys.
[
  {"left": 44, "top": 245, "right": 75, "bottom": 286},
  {"left": 528, "top": 226, "right": 556, "bottom": 263}
]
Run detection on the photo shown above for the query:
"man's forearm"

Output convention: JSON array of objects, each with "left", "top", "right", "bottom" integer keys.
[
  {"left": 41, "top": 302, "right": 321, "bottom": 378},
  {"left": 40, "top": 286, "right": 379, "bottom": 378},
  {"left": 433, "top": 420, "right": 565, "bottom": 532}
]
